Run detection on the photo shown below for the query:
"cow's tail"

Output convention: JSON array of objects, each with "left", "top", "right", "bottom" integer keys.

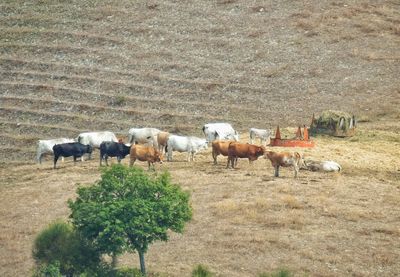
[
  {"left": 164, "top": 144, "right": 168, "bottom": 154},
  {"left": 202, "top": 126, "right": 206, "bottom": 134}
]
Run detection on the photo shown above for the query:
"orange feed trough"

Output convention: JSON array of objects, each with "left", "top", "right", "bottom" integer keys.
[{"left": 269, "top": 126, "right": 315, "bottom": 148}]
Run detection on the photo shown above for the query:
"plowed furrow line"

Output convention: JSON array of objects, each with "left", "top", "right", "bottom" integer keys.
[
  {"left": 0, "top": 80, "right": 259, "bottom": 117},
  {"left": 0, "top": 57, "right": 270, "bottom": 98},
  {"left": 0, "top": 120, "right": 82, "bottom": 138},
  {"left": 0, "top": 27, "right": 126, "bottom": 47},
  {"left": 0, "top": 95, "right": 213, "bottom": 122},
  {"left": 0, "top": 106, "right": 209, "bottom": 134}
]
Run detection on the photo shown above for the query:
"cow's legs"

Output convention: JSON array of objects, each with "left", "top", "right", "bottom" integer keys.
[
  {"left": 212, "top": 150, "right": 218, "bottom": 165},
  {"left": 53, "top": 155, "right": 59, "bottom": 169},
  {"left": 37, "top": 152, "right": 42, "bottom": 164},
  {"left": 274, "top": 165, "right": 280, "bottom": 177},
  {"left": 73, "top": 156, "right": 77, "bottom": 165},
  {"left": 294, "top": 164, "right": 299, "bottom": 178},
  {"left": 129, "top": 158, "right": 135, "bottom": 167},
  {"left": 226, "top": 157, "right": 231, "bottom": 169},
  {"left": 117, "top": 156, "right": 122, "bottom": 164}
]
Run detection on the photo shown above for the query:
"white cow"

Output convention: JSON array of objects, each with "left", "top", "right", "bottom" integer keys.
[
  {"left": 36, "top": 138, "right": 75, "bottom": 164},
  {"left": 303, "top": 160, "right": 342, "bottom": 172},
  {"left": 76, "top": 131, "right": 118, "bottom": 159},
  {"left": 249, "top": 128, "right": 272, "bottom": 145},
  {"left": 202, "top": 123, "right": 239, "bottom": 143},
  {"left": 127, "top": 127, "right": 161, "bottom": 146},
  {"left": 167, "top": 135, "right": 208, "bottom": 162}
]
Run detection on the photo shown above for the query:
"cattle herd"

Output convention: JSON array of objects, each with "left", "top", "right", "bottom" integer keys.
[{"left": 37, "top": 122, "right": 342, "bottom": 176}]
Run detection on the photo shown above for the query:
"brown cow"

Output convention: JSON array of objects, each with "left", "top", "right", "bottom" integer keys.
[
  {"left": 129, "top": 144, "right": 163, "bottom": 170},
  {"left": 212, "top": 140, "right": 234, "bottom": 165},
  {"left": 157, "top": 131, "right": 170, "bottom": 154},
  {"left": 226, "top": 142, "right": 265, "bottom": 169},
  {"left": 264, "top": 151, "right": 303, "bottom": 178}
]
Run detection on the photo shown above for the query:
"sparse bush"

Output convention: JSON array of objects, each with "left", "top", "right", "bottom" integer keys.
[
  {"left": 32, "top": 261, "right": 62, "bottom": 277},
  {"left": 32, "top": 221, "right": 100, "bottom": 277},
  {"left": 192, "top": 264, "right": 214, "bottom": 277},
  {"left": 258, "top": 268, "right": 291, "bottom": 277},
  {"left": 113, "top": 96, "right": 126, "bottom": 106}
]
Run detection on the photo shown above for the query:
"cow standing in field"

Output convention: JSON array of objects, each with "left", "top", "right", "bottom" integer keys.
[
  {"left": 226, "top": 142, "right": 265, "bottom": 169},
  {"left": 53, "top": 142, "right": 93, "bottom": 169},
  {"left": 77, "top": 131, "right": 118, "bottom": 159},
  {"left": 167, "top": 135, "right": 208, "bottom": 162},
  {"left": 249, "top": 128, "right": 271, "bottom": 145},
  {"left": 129, "top": 144, "right": 163, "bottom": 170},
  {"left": 127, "top": 127, "right": 161, "bottom": 146},
  {"left": 99, "top": 141, "right": 131, "bottom": 166},
  {"left": 211, "top": 140, "right": 234, "bottom": 165},
  {"left": 36, "top": 138, "right": 75, "bottom": 164},
  {"left": 202, "top": 123, "right": 239, "bottom": 143},
  {"left": 264, "top": 151, "right": 303, "bottom": 178},
  {"left": 157, "top": 131, "right": 170, "bottom": 154}
]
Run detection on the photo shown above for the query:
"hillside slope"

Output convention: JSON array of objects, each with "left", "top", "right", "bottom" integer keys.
[{"left": 1, "top": 0, "right": 399, "bottom": 161}]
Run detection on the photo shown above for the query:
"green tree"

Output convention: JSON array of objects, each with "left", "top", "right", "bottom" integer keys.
[
  {"left": 68, "top": 165, "right": 192, "bottom": 275},
  {"left": 32, "top": 221, "right": 100, "bottom": 277}
]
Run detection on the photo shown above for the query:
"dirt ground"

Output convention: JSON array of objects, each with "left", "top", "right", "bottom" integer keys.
[
  {"left": 0, "top": 0, "right": 400, "bottom": 276},
  {"left": 1, "top": 125, "right": 399, "bottom": 276}
]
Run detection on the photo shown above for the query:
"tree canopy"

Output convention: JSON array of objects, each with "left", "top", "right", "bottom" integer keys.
[{"left": 68, "top": 165, "right": 192, "bottom": 275}]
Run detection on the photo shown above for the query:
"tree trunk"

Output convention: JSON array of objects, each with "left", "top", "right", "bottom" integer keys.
[
  {"left": 139, "top": 250, "right": 146, "bottom": 276},
  {"left": 111, "top": 253, "right": 118, "bottom": 268}
]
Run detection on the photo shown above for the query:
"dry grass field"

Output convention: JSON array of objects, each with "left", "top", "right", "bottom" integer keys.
[{"left": 0, "top": 0, "right": 399, "bottom": 276}]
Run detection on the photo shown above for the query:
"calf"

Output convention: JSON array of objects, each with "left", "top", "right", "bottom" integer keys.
[
  {"left": 53, "top": 142, "right": 93, "bottom": 169},
  {"left": 264, "top": 151, "right": 303, "bottom": 178},
  {"left": 226, "top": 142, "right": 264, "bottom": 169},
  {"left": 211, "top": 140, "right": 233, "bottom": 165},
  {"left": 249, "top": 128, "right": 271, "bottom": 145},
  {"left": 157, "top": 131, "right": 170, "bottom": 154},
  {"left": 99, "top": 141, "right": 131, "bottom": 166},
  {"left": 129, "top": 144, "right": 163, "bottom": 170}
]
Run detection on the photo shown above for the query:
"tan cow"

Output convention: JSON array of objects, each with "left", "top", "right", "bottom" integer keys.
[
  {"left": 129, "top": 144, "right": 163, "bottom": 170},
  {"left": 157, "top": 131, "right": 170, "bottom": 154},
  {"left": 211, "top": 140, "right": 234, "bottom": 165},
  {"left": 264, "top": 151, "right": 303, "bottom": 178},
  {"left": 226, "top": 142, "right": 265, "bottom": 169}
]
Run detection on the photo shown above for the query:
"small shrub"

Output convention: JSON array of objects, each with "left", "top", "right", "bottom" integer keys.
[
  {"left": 113, "top": 96, "right": 126, "bottom": 106},
  {"left": 32, "top": 221, "right": 100, "bottom": 276},
  {"left": 32, "top": 262, "right": 62, "bottom": 277},
  {"left": 258, "top": 268, "right": 291, "bottom": 277},
  {"left": 192, "top": 264, "right": 214, "bottom": 277}
]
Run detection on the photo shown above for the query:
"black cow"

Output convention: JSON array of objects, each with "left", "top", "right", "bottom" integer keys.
[
  {"left": 53, "top": 142, "right": 93, "bottom": 169},
  {"left": 99, "top": 141, "right": 131, "bottom": 166}
]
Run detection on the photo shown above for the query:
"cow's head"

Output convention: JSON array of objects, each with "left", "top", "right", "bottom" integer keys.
[
  {"left": 155, "top": 151, "right": 164, "bottom": 164},
  {"left": 256, "top": 145, "right": 265, "bottom": 157},
  {"left": 86, "top": 145, "right": 93, "bottom": 154}
]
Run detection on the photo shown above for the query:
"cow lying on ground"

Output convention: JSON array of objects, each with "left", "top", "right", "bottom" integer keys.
[
  {"left": 167, "top": 135, "right": 208, "bottom": 162},
  {"left": 36, "top": 138, "right": 75, "bottom": 164},
  {"left": 249, "top": 128, "right": 271, "bottom": 145},
  {"left": 226, "top": 142, "right": 264, "bottom": 169},
  {"left": 77, "top": 131, "right": 118, "bottom": 159},
  {"left": 211, "top": 140, "right": 234, "bottom": 165},
  {"left": 264, "top": 151, "right": 303, "bottom": 178},
  {"left": 99, "top": 141, "right": 131, "bottom": 166},
  {"left": 129, "top": 144, "right": 163, "bottom": 170},
  {"left": 52, "top": 142, "right": 93, "bottom": 169},
  {"left": 302, "top": 160, "right": 342, "bottom": 172},
  {"left": 157, "top": 131, "right": 170, "bottom": 154}
]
